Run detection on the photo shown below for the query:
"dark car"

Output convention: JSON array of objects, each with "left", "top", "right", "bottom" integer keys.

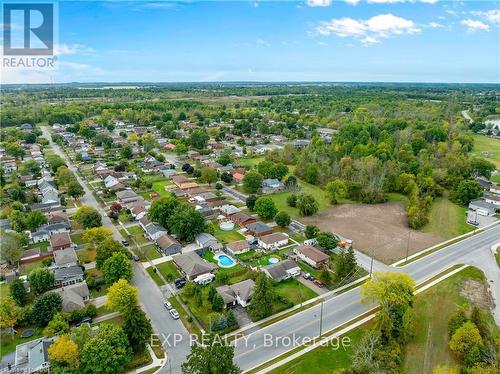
[
  {"left": 174, "top": 278, "right": 186, "bottom": 289},
  {"left": 132, "top": 254, "right": 140, "bottom": 261},
  {"left": 76, "top": 316, "right": 93, "bottom": 326},
  {"left": 121, "top": 240, "right": 129, "bottom": 247}
]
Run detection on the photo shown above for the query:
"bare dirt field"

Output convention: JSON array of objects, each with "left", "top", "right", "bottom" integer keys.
[{"left": 299, "top": 202, "right": 444, "bottom": 264}]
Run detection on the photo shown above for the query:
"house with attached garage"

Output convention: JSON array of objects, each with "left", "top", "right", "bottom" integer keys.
[
  {"left": 293, "top": 244, "right": 330, "bottom": 269},
  {"left": 262, "top": 178, "right": 285, "bottom": 194},
  {"left": 144, "top": 222, "right": 168, "bottom": 241},
  {"left": 262, "top": 259, "right": 301, "bottom": 282},
  {"left": 172, "top": 252, "right": 217, "bottom": 281},
  {"left": 115, "top": 189, "right": 141, "bottom": 204},
  {"left": 468, "top": 199, "right": 497, "bottom": 216},
  {"left": 195, "top": 232, "right": 223, "bottom": 251},
  {"left": 156, "top": 234, "right": 182, "bottom": 256},
  {"left": 52, "top": 281, "right": 90, "bottom": 312},
  {"left": 49, "top": 232, "right": 73, "bottom": 251},
  {"left": 216, "top": 279, "right": 255, "bottom": 308},
  {"left": 258, "top": 232, "right": 289, "bottom": 251},
  {"left": 53, "top": 265, "right": 84, "bottom": 287},
  {"left": 15, "top": 337, "right": 55, "bottom": 373},
  {"left": 485, "top": 194, "right": 500, "bottom": 206},
  {"left": 246, "top": 221, "right": 273, "bottom": 238},
  {"left": 53, "top": 247, "right": 79, "bottom": 268},
  {"left": 226, "top": 240, "right": 251, "bottom": 255}
]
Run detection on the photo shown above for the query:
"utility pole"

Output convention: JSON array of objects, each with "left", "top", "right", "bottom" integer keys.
[
  {"left": 369, "top": 254, "right": 374, "bottom": 277},
  {"left": 405, "top": 230, "right": 411, "bottom": 262},
  {"left": 319, "top": 301, "right": 324, "bottom": 336}
]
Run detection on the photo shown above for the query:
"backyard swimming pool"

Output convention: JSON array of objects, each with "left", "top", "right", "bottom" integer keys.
[
  {"left": 268, "top": 257, "right": 279, "bottom": 264},
  {"left": 215, "top": 254, "right": 236, "bottom": 268}
]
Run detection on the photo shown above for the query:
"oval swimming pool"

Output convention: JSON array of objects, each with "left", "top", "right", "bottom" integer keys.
[
  {"left": 217, "top": 254, "right": 236, "bottom": 268},
  {"left": 268, "top": 257, "right": 279, "bottom": 264}
]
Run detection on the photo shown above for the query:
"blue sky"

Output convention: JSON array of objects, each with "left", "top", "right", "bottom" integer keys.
[{"left": 3, "top": 0, "right": 500, "bottom": 83}]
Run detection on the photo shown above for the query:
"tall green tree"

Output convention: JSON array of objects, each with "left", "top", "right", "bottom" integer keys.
[
  {"left": 296, "top": 193, "right": 319, "bottom": 216},
  {"left": 325, "top": 179, "right": 347, "bottom": 205},
  {"left": 148, "top": 195, "right": 180, "bottom": 230},
  {"left": 10, "top": 279, "right": 27, "bottom": 306},
  {"left": 74, "top": 206, "right": 102, "bottom": 229},
  {"left": 123, "top": 306, "right": 152, "bottom": 353},
  {"left": 254, "top": 197, "right": 278, "bottom": 219},
  {"left": 167, "top": 204, "right": 205, "bottom": 242},
  {"left": 182, "top": 334, "right": 241, "bottom": 374},
  {"left": 102, "top": 252, "right": 133, "bottom": 284},
  {"left": 29, "top": 292, "right": 63, "bottom": 326},
  {"left": 26, "top": 210, "right": 48, "bottom": 232},
  {"left": 242, "top": 170, "right": 263, "bottom": 193},
  {"left": 28, "top": 268, "right": 55, "bottom": 295},
  {"left": 248, "top": 273, "right": 275, "bottom": 320}
]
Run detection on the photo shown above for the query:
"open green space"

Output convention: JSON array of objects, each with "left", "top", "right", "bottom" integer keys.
[
  {"left": 146, "top": 267, "right": 165, "bottom": 286},
  {"left": 269, "top": 180, "right": 330, "bottom": 218},
  {"left": 470, "top": 134, "right": 500, "bottom": 168},
  {"left": 135, "top": 243, "right": 161, "bottom": 260},
  {"left": 77, "top": 247, "right": 96, "bottom": 263},
  {"left": 0, "top": 327, "right": 44, "bottom": 359},
  {"left": 210, "top": 223, "right": 245, "bottom": 243},
  {"left": 25, "top": 241, "right": 50, "bottom": 253},
  {"left": 120, "top": 225, "right": 149, "bottom": 245},
  {"left": 152, "top": 180, "right": 173, "bottom": 198},
  {"left": 273, "top": 278, "right": 317, "bottom": 307},
  {"left": 70, "top": 232, "right": 85, "bottom": 245},
  {"left": 156, "top": 261, "right": 181, "bottom": 282},
  {"left": 491, "top": 174, "right": 500, "bottom": 184},
  {"left": 237, "top": 156, "right": 265, "bottom": 168},
  {"left": 19, "top": 259, "right": 46, "bottom": 276},
  {"left": 422, "top": 196, "right": 474, "bottom": 239}
]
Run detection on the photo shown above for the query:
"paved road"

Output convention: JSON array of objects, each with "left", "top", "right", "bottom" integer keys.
[
  {"left": 42, "top": 127, "right": 190, "bottom": 373},
  {"left": 233, "top": 224, "right": 500, "bottom": 372}
]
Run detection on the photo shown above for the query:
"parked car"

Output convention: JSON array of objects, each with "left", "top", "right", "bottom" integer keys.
[
  {"left": 121, "top": 240, "right": 129, "bottom": 246},
  {"left": 164, "top": 301, "right": 173, "bottom": 310},
  {"left": 169, "top": 309, "right": 180, "bottom": 320},
  {"left": 174, "top": 278, "right": 186, "bottom": 289},
  {"left": 313, "top": 280, "right": 325, "bottom": 288},
  {"left": 302, "top": 272, "right": 311, "bottom": 280},
  {"left": 76, "top": 316, "right": 92, "bottom": 326},
  {"left": 132, "top": 254, "right": 140, "bottom": 261}
]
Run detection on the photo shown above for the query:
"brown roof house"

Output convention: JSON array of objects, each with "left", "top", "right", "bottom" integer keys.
[
  {"left": 262, "top": 259, "right": 301, "bottom": 282},
  {"left": 258, "top": 232, "right": 289, "bottom": 251},
  {"left": 156, "top": 235, "right": 182, "bottom": 256},
  {"left": 229, "top": 212, "right": 256, "bottom": 227},
  {"left": 226, "top": 240, "right": 250, "bottom": 255},
  {"left": 50, "top": 232, "right": 73, "bottom": 251},
  {"left": 293, "top": 245, "right": 329, "bottom": 269},
  {"left": 216, "top": 279, "right": 255, "bottom": 308},
  {"left": 173, "top": 252, "right": 217, "bottom": 281}
]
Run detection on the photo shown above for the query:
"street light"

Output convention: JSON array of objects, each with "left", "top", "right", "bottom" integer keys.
[{"left": 314, "top": 301, "right": 324, "bottom": 337}]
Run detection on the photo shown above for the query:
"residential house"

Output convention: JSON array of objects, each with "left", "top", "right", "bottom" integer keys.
[
  {"left": 195, "top": 233, "right": 222, "bottom": 251},
  {"left": 52, "top": 282, "right": 90, "bottom": 312},
  {"left": 15, "top": 338, "right": 54, "bottom": 373},
  {"left": 156, "top": 234, "right": 182, "bottom": 256},
  {"left": 216, "top": 279, "right": 255, "bottom": 308},
  {"left": 229, "top": 212, "right": 256, "bottom": 226},
  {"left": 20, "top": 248, "right": 41, "bottom": 263},
  {"left": 116, "top": 189, "right": 141, "bottom": 204},
  {"left": 232, "top": 172, "right": 245, "bottom": 184},
  {"left": 246, "top": 221, "right": 273, "bottom": 237},
  {"left": 144, "top": 223, "right": 168, "bottom": 241},
  {"left": 131, "top": 206, "right": 147, "bottom": 221},
  {"left": 50, "top": 232, "right": 73, "bottom": 251},
  {"left": 262, "top": 259, "right": 300, "bottom": 282},
  {"left": 172, "top": 252, "right": 217, "bottom": 281},
  {"left": 48, "top": 212, "right": 68, "bottom": 225},
  {"left": 485, "top": 194, "right": 500, "bottom": 206},
  {"left": 226, "top": 240, "right": 250, "bottom": 255},
  {"left": 294, "top": 245, "right": 329, "bottom": 269},
  {"left": 468, "top": 199, "right": 497, "bottom": 216},
  {"left": 30, "top": 229, "right": 50, "bottom": 244},
  {"left": 317, "top": 127, "right": 337, "bottom": 142},
  {"left": 490, "top": 184, "right": 500, "bottom": 195},
  {"left": 258, "top": 232, "right": 289, "bottom": 251},
  {"left": 262, "top": 178, "right": 285, "bottom": 194},
  {"left": 53, "top": 265, "right": 84, "bottom": 287},
  {"left": 53, "top": 247, "right": 78, "bottom": 267}
]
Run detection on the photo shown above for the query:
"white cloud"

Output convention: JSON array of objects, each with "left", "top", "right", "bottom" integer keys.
[
  {"left": 317, "top": 13, "right": 419, "bottom": 45},
  {"left": 425, "top": 22, "right": 443, "bottom": 28},
  {"left": 420, "top": 0, "right": 439, "bottom": 3},
  {"left": 256, "top": 38, "right": 271, "bottom": 47},
  {"left": 306, "top": 0, "right": 332, "bottom": 7},
  {"left": 471, "top": 9, "right": 500, "bottom": 25},
  {"left": 54, "top": 43, "right": 95, "bottom": 56},
  {"left": 460, "top": 19, "right": 490, "bottom": 32},
  {"left": 344, "top": 0, "right": 360, "bottom": 4},
  {"left": 318, "top": 41, "right": 329, "bottom": 46}
]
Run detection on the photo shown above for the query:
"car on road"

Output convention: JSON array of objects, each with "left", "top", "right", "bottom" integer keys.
[
  {"left": 313, "top": 280, "right": 325, "bottom": 288},
  {"left": 132, "top": 254, "right": 140, "bottom": 261},
  {"left": 121, "top": 240, "right": 129, "bottom": 246},
  {"left": 169, "top": 309, "right": 180, "bottom": 320},
  {"left": 174, "top": 278, "right": 186, "bottom": 289},
  {"left": 164, "top": 301, "right": 173, "bottom": 310}
]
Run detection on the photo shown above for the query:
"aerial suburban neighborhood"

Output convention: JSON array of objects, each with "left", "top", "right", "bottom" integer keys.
[{"left": 1, "top": 1, "right": 500, "bottom": 374}]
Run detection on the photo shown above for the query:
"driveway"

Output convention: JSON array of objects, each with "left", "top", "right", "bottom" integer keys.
[
  {"left": 232, "top": 306, "right": 253, "bottom": 328},
  {"left": 466, "top": 210, "right": 498, "bottom": 228},
  {"left": 297, "top": 276, "right": 329, "bottom": 295}
]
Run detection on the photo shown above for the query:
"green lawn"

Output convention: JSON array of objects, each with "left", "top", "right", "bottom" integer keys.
[
  {"left": 146, "top": 267, "right": 165, "bottom": 286},
  {"left": 269, "top": 180, "right": 330, "bottom": 218},
  {"left": 202, "top": 251, "right": 245, "bottom": 273},
  {"left": 19, "top": 259, "right": 46, "bottom": 276},
  {"left": 70, "top": 232, "right": 85, "bottom": 245},
  {"left": 470, "top": 134, "right": 500, "bottom": 168},
  {"left": 135, "top": 243, "right": 161, "bottom": 260},
  {"left": 77, "top": 247, "right": 96, "bottom": 263},
  {"left": 422, "top": 196, "right": 474, "bottom": 239},
  {"left": 0, "top": 283, "right": 10, "bottom": 302},
  {"left": 121, "top": 225, "right": 149, "bottom": 245},
  {"left": 268, "top": 323, "right": 370, "bottom": 374},
  {"left": 491, "top": 174, "right": 500, "bottom": 184},
  {"left": 269, "top": 266, "right": 495, "bottom": 374},
  {"left": 152, "top": 180, "right": 173, "bottom": 198},
  {"left": 237, "top": 156, "right": 265, "bottom": 168},
  {"left": 386, "top": 192, "right": 410, "bottom": 208},
  {"left": 211, "top": 224, "right": 245, "bottom": 243},
  {"left": 156, "top": 261, "right": 181, "bottom": 282},
  {"left": 274, "top": 278, "right": 317, "bottom": 307},
  {"left": 26, "top": 241, "right": 50, "bottom": 253}
]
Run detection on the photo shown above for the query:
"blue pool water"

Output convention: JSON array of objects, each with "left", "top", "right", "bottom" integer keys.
[
  {"left": 268, "top": 257, "right": 279, "bottom": 264},
  {"left": 218, "top": 255, "right": 235, "bottom": 267}
]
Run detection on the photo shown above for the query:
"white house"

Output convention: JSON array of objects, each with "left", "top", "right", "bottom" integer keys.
[
  {"left": 490, "top": 184, "right": 500, "bottom": 195},
  {"left": 258, "top": 232, "right": 289, "bottom": 251},
  {"left": 144, "top": 222, "right": 167, "bottom": 241},
  {"left": 294, "top": 245, "right": 330, "bottom": 269},
  {"left": 485, "top": 194, "right": 500, "bottom": 206},
  {"left": 104, "top": 175, "right": 120, "bottom": 189}
]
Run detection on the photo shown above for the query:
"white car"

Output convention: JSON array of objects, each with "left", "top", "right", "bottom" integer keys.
[
  {"left": 169, "top": 309, "right": 180, "bottom": 320},
  {"left": 164, "top": 301, "right": 173, "bottom": 310}
]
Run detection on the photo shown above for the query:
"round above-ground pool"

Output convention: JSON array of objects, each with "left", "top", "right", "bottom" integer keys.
[
  {"left": 219, "top": 221, "right": 235, "bottom": 231},
  {"left": 215, "top": 253, "right": 236, "bottom": 268},
  {"left": 268, "top": 257, "right": 280, "bottom": 264}
]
